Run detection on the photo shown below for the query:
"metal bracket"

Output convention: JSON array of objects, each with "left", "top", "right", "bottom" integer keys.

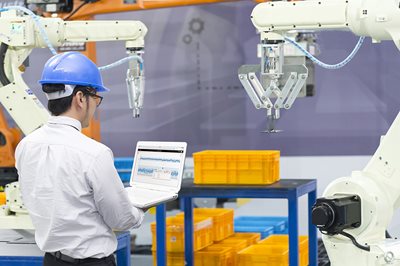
[
  {"left": 238, "top": 65, "right": 264, "bottom": 109},
  {"left": 274, "top": 72, "right": 296, "bottom": 109},
  {"left": 249, "top": 72, "right": 273, "bottom": 109},
  {"left": 239, "top": 64, "right": 308, "bottom": 111},
  {"left": 285, "top": 73, "right": 307, "bottom": 108}
]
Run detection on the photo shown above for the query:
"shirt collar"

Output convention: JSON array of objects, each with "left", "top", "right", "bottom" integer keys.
[{"left": 47, "top": 116, "right": 82, "bottom": 132}]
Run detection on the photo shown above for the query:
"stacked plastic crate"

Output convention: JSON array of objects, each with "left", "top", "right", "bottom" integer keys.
[
  {"left": 151, "top": 208, "right": 260, "bottom": 266},
  {"left": 151, "top": 215, "right": 214, "bottom": 266},
  {"left": 151, "top": 150, "right": 309, "bottom": 265},
  {"left": 151, "top": 210, "right": 309, "bottom": 265},
  {"left": 234, "top": 216, "right": 288, "bottom": 238},
  {"left": 238, "top": 235, "right": 309, "bottom": 266}
]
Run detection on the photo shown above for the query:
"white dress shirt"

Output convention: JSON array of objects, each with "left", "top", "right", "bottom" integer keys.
[{"left": 15, "top": 116, "right": 144, "bottom": 259}]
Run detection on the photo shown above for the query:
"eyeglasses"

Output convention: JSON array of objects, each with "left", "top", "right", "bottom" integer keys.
[
  {"left": 82, "top": 87, "right": 103, "bottom": 107},
  {"left": 87, "top": 92, "right": 103, "bottom": 107}
]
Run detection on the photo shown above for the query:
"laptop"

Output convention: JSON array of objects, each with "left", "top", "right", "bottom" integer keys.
[{"left": 124, "top": 141, "right": 187, "bottom": 208}]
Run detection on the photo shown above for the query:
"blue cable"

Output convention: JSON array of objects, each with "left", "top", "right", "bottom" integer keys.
[
  {"left": 98, "top": 55, "right": 144, "bottom": 71},
  {"left": 284, "top": 36, "right": 365, "bottom": 69}
]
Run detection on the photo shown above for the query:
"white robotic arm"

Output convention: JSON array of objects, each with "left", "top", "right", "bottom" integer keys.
[
  {"left": 247, "top": 0, "right": 400, "bottom": 264},
  {"left": 0, "top": 8, "right": 147, "bottom": 135},
  {"left": 243, "top": 0, "right": 400, "bottom": 132},
  {"left": 312, "top": 112, "right": 400, "bottom": 266}
]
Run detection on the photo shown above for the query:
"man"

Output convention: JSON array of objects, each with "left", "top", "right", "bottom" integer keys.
[{"left": 15, "top": 52, "right": 145, "bottom": 266}]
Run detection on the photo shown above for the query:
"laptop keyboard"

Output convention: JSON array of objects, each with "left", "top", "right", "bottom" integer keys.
[
  {"left": 126, "top": 187, "right": 165, "bottom": 196},
  {"left": 126, "top": 187, "right": 170, "bottom": 203}
]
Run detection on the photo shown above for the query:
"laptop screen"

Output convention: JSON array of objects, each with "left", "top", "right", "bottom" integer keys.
[{"left": 132, "top": 142, "right": 186, "bottom": 189}]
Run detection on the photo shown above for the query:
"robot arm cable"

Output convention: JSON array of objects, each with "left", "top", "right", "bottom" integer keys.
[
  {"left": 98, "top": 55, "right": 143, "bottom": 71},
  {"left": 284, "top": 36, "right": 365, "bottom": 69},
  {"left": 338, "top": 231, "right": 371, "bottom": 252}
]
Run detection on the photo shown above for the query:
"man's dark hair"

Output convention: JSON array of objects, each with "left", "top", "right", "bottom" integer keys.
[{"left": 42, "top": 84, "right": 94, "bottom": 116}]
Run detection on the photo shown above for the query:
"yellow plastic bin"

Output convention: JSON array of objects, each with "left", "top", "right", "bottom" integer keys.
[
  {"left": 238, "top": 245, "right": 289, "bottom": 266},
  {"left": 257, "top": 235, "right": 308, "bottom": 266},
  {"left": 196, "top": 245, "right": 235, "bottom": 266},
  {"left": 176, "top": 208, "right": 234, "bottom": 241},
  {"left": 151, "top": 216, "right": 213, "bottom": 252},
  {"left": 193, "top": 150, "right": 280, "bottom": 185},
  {"left": 227, "top": 233, "right": 261, "bottom": 246},
  {"left": 152, "top": 246, "right": 235, "bottom": 266},
  {"left": 214, "top": 238, "right": 248, "bottom": 265},
  {"left": 152, "top": 249, "right": 185, "bottom": 266}
]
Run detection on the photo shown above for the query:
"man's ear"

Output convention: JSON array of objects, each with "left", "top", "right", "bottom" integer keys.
[{"left": 74, "top": 91, "right": 85, "bottom": 108}]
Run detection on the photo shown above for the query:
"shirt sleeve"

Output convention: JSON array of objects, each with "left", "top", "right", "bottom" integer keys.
[{"left": 87, "top": 148, "right": 144, "bottom": 230}]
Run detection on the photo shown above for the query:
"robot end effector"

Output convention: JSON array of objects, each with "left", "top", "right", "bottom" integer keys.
[
  {"left": 60, "top": 19, "right": 147, "bottom": 118},
  {"left": 125, "top": 41, "right": 145, "bottom": 118}
]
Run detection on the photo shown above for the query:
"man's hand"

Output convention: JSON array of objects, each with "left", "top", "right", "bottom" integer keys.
[{"left": 140, "top": 207, "right": 149, "bottom": 213}]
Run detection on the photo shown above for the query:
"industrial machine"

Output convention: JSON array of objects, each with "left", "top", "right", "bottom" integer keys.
[
  {"left": 241, "top": 0, "right": 397, "bottom": 132},
  {"left": 245, "top": 0, "right": 400, "bottom": 265}
]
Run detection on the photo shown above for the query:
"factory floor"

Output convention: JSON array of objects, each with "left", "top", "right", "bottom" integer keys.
[{"left": 131, "top": 254, "right": 153, "bottom": 265}]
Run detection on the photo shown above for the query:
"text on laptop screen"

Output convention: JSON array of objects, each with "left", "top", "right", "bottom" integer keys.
[{"left": 133, "top": 146, "right": 185, "bottom": 187}]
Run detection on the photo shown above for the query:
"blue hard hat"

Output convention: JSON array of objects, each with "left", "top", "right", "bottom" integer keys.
[{"left": 39, "top": 52, "right": 109, "bottom": 92}]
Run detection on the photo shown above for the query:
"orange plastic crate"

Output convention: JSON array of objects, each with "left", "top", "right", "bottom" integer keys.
[
  {"left": 227, "top": 233, "right": 261, "bottom": 246},
  {"left": 152, "top": 250, "right": 185, "bottom": 266},
  {"left": 151, "top": 216, "right": 213, "bottom": 252},
  {"left": 152, "top": 246, "right": 234, "bottom": 266},
  {"left": 238, "top": 245, "right": 290, "bottom": 266},
  {"left": 257, "top": 235, "right": 308, "bottom": 266},
  {"left": 214, "top": 238, "right": 249, "bottom": 265},
  {"left": 193, "top": 150, "right": 280, "bottom": 185},
  {"left": 196, "top": 246, "right": 235, "bottom": 266},
  {"left": 176, "top": 208, "right": 234, "bottom": 241}
]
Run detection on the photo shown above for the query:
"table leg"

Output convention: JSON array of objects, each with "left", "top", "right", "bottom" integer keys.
[
  {"left": 156, "top": 204, "right": 166, "bottom": 266},
  {"left": 183, "top": 197, "right": 193, "bottom": 266},
  {"left": 308, "top": 189, "right": 318, "bottom": 266},
  {"left": 289, "top": 193, "right": 299, "bottom": 266}
]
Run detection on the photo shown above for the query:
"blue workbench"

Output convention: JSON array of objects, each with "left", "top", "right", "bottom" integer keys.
[
  {"left": 0, "top": 230, "right": 131, "bottom": 266},
  {"left": 156, "top": 178, "right": 317, "bottom": 266}
]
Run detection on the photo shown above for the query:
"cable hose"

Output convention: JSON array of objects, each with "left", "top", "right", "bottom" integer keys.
[
  {"left": 338, "top": 231, "right": 370, "bottom": 252},
  {"left": 98, "top": 55, "right": 143, "bottom": 71},
  {"left": 284, "top": 36, "right": 365, "bottom": 69}
]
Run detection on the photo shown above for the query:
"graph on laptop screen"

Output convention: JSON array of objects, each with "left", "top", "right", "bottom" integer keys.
[{"left": 133, "top": 146, "right": 184, "bottom": 187}]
